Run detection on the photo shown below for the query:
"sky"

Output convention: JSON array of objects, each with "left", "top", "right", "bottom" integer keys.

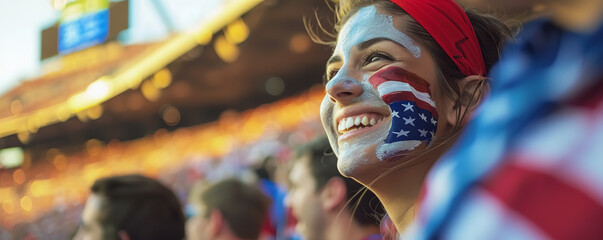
[
  {"left": 0, "top": 0, "right": 222, "bottom": 95},
  {"left": 0, "top": 0, "right": 58, "bottom": 95}
]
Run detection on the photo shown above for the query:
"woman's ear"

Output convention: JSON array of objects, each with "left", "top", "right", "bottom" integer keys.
[
  {"left": 445, "top": 75, "right": 489, "bottom": 127},
  {"left": 320, "top": 177, "right": 347, "bottom": 211},
  {"left": 118, "top": 230, "right": 131, "bottom": 240},
  {"left": 208, "top": 209, "right": 224, "bottom": 237}
]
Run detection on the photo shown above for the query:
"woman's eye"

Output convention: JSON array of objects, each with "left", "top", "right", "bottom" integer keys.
[
  {"left": 326, "top": 70, "right": 339, "bottom": 81},
  {"left": 369, "top": 56, "right": 384, "bottom": 62},
  {"left": 323, "top": 70, "right": 337, "bottom": 85},
  {"left": 331, "top": 70, "right": 339, "bottom": 78},
  {"left": 363, "top": 52, "right": 392, "bottom": 66}
]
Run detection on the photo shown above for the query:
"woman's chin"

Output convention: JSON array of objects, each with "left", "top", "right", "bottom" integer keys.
[
  {"left": 336, "top": 149, "right": 382, "bottom": 180},
  {"left": 337, "top": 157, "right": 364, "bottom": 178},
  {"left": 337, "top": 142, "right": 430, "bottom": 181}
]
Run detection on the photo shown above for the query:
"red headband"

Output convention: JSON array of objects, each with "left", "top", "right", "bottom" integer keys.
[{"left": 390, "top": 0, "right": 486, "bottom": 76}]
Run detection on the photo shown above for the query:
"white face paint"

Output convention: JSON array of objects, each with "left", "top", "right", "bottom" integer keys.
[
  {"left": 325, "top": 6, "right": 422, "bottom": 94},
  {"left": 321, "top": 74, "right": 390, "bottom": 175},
  {"left": 321, "top": 6, "right": 426, "bottom": 176},
  {"left": 334, "top": 6, "right": 421, "bottom": 62}
]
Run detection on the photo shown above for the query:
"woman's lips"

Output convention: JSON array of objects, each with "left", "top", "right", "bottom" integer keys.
[
  {"left": 337, "top": 113, "right": 385, "bottom": 133},
  {"left": 335, "top": 111, "right": 388, "bottom": 141},
  {"left": 333, "top": 104, "right": 390, "bottom": 141}
]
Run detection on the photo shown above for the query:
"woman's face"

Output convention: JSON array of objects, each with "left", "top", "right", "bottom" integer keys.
[{"left": 320, "top": 5, "right": 449, "bottom": 178}]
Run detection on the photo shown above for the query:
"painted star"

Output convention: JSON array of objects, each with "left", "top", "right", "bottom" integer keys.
[
  {"left": 392, "top": 110, "right": 400, "bottom": 118},
  {"left": 402, "top": 117, "right": 416, "bottom": 126},
  {"left": 393, "top": 129, "right": 410, "bottom": 137},
  {"left": 418, "top": 129, "right": 428, "bottom": 137},
  {"left": 419, "top": 113, "right": 427, "bottom": 122},
  {"left": 401, "top": 102, "right": 414, "bottom": 112},
  {"left": 430, "top": 117, "right": 438, "bottom": 125}
]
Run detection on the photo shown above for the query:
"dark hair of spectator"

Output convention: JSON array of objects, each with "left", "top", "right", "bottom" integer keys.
[
  {"left": 294, "top": 137, "right": 387, "bottom": 226},
  {"left": 90, "top": 174, "right": 185, "bottom": 240},
  {"left": 200, "top": 178, "right": 272, "bottom": 239}
]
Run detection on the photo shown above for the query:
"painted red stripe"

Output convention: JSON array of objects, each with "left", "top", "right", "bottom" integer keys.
[
  {"left": 383, "top": 91, "right": 438, "bottom": 118},
  {"left": 481, "top": 161, "right": 603, "bottom": 240},
  {"left": 369, "top": 66, "right": 431, "bottom": 94}
]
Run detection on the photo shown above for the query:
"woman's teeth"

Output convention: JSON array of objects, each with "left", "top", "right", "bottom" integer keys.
[{"left": 338, "top": 115, "right": 383, "bottom": 133}]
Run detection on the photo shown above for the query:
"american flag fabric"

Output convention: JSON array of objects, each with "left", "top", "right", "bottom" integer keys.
[
  {"left": 369, "top": 67, "right": 438, "bottom": 159},
  {"left": 408, "top": 19, "right": 603, "bottom": 240}
]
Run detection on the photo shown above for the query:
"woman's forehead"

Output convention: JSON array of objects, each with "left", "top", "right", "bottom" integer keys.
[{"left": 334, "top": 5, "right": 421, "bottom": 60}]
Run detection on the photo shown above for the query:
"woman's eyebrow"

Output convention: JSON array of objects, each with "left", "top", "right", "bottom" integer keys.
[
  {"left": 326, "top": 55, "right": 342, "bottom": 67},
  {"left": 326, "top": 37, "right": 391, "bottom": 67},
  {"left": 357, "top": 37, "right": 389, "bottom": 51}
]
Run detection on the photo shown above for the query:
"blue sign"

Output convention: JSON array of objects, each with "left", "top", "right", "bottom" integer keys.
[{"left": 58, "top": 9, "right": 109, "bottom": 54}]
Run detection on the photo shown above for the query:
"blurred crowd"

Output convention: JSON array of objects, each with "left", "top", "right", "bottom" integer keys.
[{"left": 2, "top": 117, "right": 380, "bottom": 240}]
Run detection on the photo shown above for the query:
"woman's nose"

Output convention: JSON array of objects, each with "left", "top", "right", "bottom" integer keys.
[{"left": 326, "top": 77, "right": 364, "bottom": 105}]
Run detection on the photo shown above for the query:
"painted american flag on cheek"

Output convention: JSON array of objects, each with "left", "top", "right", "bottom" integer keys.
[{"left": 369, "top": 67, "right": 438, "bottom": 160}]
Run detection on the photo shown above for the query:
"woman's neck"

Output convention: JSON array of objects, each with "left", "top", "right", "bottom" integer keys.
[
  {"left": 368, "top": 151, "right": 438, "bottom": 232},
  {"left": 366, "top": 140, "right": 452, "bottom": 232}
]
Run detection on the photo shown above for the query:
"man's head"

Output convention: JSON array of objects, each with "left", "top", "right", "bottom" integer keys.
[
  {"left": 73, "top": 174, "right": 185, "bottom": 240},
  {"left": 286, "top": 137, "right": 386, "bottom": 240},
  {"left": 186, "top": 178, "right": 271, "bottom": 240}
]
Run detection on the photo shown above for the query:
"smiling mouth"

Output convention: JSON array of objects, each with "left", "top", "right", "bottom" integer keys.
[{"left": 337, "top": 113, "right": 385, "bottom": 134}]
